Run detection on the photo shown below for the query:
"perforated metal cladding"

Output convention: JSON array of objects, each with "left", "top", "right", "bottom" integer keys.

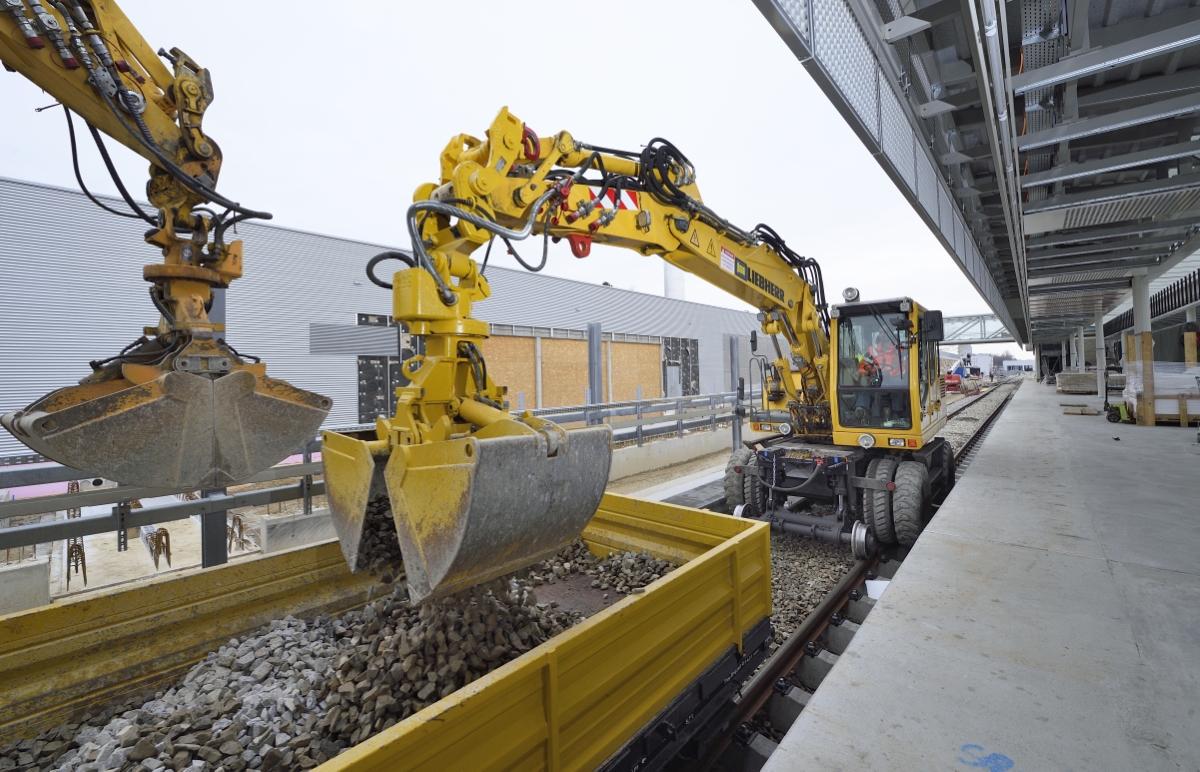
[
  {"left": 813, "top": 0, "right": 880, "bottom": 140},
  {"left": 880, "top": 84, "right": 915, "bottom": 189},
  {"left": 917, "top": 153, "right": 940, "bottom": 224},
  {"left": 938, "top": 188, "right": 954, "bottom": 242},
  {"left": 1062, "top": 188, "right": 1200, "bottom": 229},
  {"left": 777, "top": 0, "right": 811, "bottom": 40},
  {"left": 0, "top": 177, "right": 761, "bottom": 457}
]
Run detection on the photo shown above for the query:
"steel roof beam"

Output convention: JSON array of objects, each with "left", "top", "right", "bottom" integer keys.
[
  {"left": 1011, "top": 18, "right": 1200, "bottom": 95},
  {"left": 882, "top": 0, "right": 960, "bottom": 42},
  {"left": 1025, "top": 218, "right": 1200, "bottom": 248},
  {"left": 1019, "top": 140, "right": 1200, "bottom": 188},
  {"left": 1077, "top": 69, "right": 1200, "bottom": 114},
  {"left": 1028, "top": 278, "right": 1133, "bottom": 294},
  {"left": 1027, "top": 237, "right": 1185, "bottom": 260},
  {"left": 919, "top": 87, "right": 982, "bottom": 118},
  {"left": 1023, "top": 172, "right": 1200, "bottom": 214},
  {"left": 1016, "top": 92, "right": 1200, "bottom": 151},
  {"left": 1027, "top": 256, "right": 1165, "bottom": 277}
]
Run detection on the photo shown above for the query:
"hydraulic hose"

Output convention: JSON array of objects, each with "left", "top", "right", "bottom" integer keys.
[{"left": 406, "top": 187, "right": 561, "bottom": 305}]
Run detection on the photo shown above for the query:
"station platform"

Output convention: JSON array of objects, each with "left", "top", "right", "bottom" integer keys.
[{"left": 763, "top": 379, "right": 1200, "bottom": 771}]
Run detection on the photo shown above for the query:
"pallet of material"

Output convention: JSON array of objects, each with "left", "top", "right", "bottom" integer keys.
[{"left": 1056, "top": 372, "right": 1097, "bottom": 394}]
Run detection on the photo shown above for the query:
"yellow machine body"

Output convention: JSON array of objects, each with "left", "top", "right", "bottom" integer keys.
[
  {"left": 0, "top": 1, "right": 330, "bottom": 487},
  {"left": 828, "top": 298, "right": 947, "bottom": 450},
  {"left": 326, "top": 107, "right": 947, "bottom": 599}
]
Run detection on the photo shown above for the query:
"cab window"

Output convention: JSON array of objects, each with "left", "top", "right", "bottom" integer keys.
[{"left": 836, "top": 313, "right": 912, "bottom": 429}]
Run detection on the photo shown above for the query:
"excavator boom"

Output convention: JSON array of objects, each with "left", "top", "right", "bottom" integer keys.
[
  {"left": 325, "top": 107, "right": 832, "bottom": 601},
  {"left": 0, "top": 1, "right": 330, "bottom": 487}
]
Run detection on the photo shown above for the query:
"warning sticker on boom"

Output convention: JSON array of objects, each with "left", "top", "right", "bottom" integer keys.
[
  {"left": 690, "top": 230, "right": 700, "bottom": 247},
  {"left": 720, "top": 247, "right": 736, "bottom": 273}
]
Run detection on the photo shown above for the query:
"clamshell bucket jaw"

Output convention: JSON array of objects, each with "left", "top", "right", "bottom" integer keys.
[
  {"left": 1, "top": 370, "right": 331, "bottom": 489},
  {"left": 323, "top": 423, "right": 612, "bottom": 603}
]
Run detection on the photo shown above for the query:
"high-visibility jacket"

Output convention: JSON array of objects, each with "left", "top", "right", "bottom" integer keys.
[{"left": 869, "top": 343, "right": 902, "bottom": 378}]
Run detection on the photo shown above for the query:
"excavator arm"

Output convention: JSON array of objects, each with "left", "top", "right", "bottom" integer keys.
[
  {"left": 0, "top": 0, "right": 330, "bottom": 488},
  {"left": 324, "top": 107, "right": 832, "bottom": 601}
]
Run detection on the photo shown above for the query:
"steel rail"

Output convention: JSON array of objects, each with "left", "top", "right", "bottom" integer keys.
[
  {"left": 695, "top": 377, "right": 1024, "bottom": 769},
  {"left": 697, "top": 555, "right": 878, "bottom": 770}
]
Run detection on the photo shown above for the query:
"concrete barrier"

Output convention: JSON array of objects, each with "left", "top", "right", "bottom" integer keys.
[
  {"left": 259, "top": 509, "right": 338, "bottom": 554},
  {"left": 609, "top": 426, "right": 764, "bottom": 481},
  {"left": 0, "top": 558, "right": 50, "bottom": 616}
]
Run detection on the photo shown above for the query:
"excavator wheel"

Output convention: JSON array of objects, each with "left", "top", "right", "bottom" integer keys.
[
  {"left": 892, "top": 460, "right": 928, "bottom": 547},
  {"left": 741, "top": 456, "right": 768, "bottom": 519},
  {"left": 941, "top": 441, "right": 956, "bottom": 496},
  {"left": 724, "top": 447, "right": 754, "bottom": 510},
  {"left": 860, "top": 457, "right": 881, "bottom": 523},
  {"left": 869, "top": 456, "right": 899, "bottom": 545}
]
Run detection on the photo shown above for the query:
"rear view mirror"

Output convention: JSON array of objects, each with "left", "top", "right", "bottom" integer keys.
[
  {"left": 924, "top": 310, "right": 944, "bottom": 342},
  {"left": 750, "top": 330, "right": 758, "bottom": 352}
]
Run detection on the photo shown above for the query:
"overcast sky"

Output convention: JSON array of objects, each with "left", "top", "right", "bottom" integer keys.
[{"left": 0, "top": 0, "right": 1023, "bottom": 358}]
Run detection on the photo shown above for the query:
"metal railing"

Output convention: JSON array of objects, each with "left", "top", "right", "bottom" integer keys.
[{"left": 0, "top": 392, "right": 755, "bottom": 555}]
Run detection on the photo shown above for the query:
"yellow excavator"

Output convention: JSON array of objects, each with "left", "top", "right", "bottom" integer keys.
[
  {"left": 0, "top": 0, "right": 330, "bottom": 488},
  {"left": 325, "top": 107, "right": 957, "bottom": 602}
]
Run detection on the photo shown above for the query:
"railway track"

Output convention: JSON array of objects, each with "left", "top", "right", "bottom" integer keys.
[{"left": 695, "top": 378, "right": 1023, "bottom": 771}]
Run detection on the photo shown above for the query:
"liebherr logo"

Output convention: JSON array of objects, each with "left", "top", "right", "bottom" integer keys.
[{"left": 735, "top": 258, "right": 785, "bottom": 301}]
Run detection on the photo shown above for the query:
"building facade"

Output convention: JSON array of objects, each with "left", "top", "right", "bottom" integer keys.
[{"left": 0, "top": 177, "right": 762, "bottom": 459}]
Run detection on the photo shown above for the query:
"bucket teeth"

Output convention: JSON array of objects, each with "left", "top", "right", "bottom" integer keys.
[{"left": 1, "top": 371, "right": 330, "bottom": 489}]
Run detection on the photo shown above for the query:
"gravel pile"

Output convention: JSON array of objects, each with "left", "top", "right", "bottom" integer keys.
[
  {"left": 527, "top": 539, "right": 678, "bottom": 596},
  {"left": 938, "top": 382, "right": 1018, "bottom": 453},
  {"left": 768, "top": 526, "right": 855, "bottom": 645},
  {"left": 354, "top": 498, "right": 405, "bottom": 580},
  {"left": 4, "top": 536, "right": 679, "bottom": 772}
]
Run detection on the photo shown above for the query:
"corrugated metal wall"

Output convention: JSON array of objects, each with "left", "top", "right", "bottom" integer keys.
[{"left": 0, "top": 177, "right": 760, "bottom": 459}]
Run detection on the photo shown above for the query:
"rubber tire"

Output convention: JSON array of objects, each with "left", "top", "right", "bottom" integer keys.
[
  {"left": 1106, "top": 410, "right": 1122, "bottom": 423},
  {"left": 941, "top": 440, "right": 956, "bottom": 495},
  {"left": 859, "top": 458, "right": 881, "bottom": 523},
  {"left": 742, "top": 458, "right": 767, "bottom": 519},
  {"left": 870, "top": 456, "right": 899, "bottom": 545},
  {"left": 892, "top": 460, "right": 928, "bottom": 548},
  {"left": 724, "top": 448, "right": 754, "bottom": 510}
]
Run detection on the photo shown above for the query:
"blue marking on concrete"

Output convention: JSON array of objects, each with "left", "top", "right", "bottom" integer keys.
[{"left": 958, "top": 744, "right": 1015, "bottom": 771}]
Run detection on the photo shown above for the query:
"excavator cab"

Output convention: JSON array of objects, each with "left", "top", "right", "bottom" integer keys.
[{"left": 830, "top": 297, "right": 945, "bottom": 447}]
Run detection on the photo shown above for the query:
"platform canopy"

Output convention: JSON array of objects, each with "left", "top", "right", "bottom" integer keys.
[{"left": 754, "top": 0, "right": 1200, "bottom": 345}]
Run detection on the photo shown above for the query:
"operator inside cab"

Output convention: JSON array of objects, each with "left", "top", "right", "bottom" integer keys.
[{"left": 836, "top": 312, "right": 912, "bottom": 429}]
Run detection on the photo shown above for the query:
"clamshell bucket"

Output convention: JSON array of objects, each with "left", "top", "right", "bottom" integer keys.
[
  {"left": 324, "top": 424, "right": 612, "bottom": 603},
  {"left": 1, "top": 370, "right": 331, "bottom": 489}
]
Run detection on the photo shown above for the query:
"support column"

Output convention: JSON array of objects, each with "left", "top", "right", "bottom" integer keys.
[
  {"left": 1095, "top": 312, "right": 1106, "bottom": 399},
  {"left": 1034, "top": 343, "right": 1042, "bottom": 381},
  {"left": 1077, "top": 326, "right": 1087, "bottom": 372},
  {"left": 534, "top": 336, "right": 543, "bottom": 408},
  {"left": 1132, "top": 272, "right": 1154, "bottom": 425},
  {"left": 1061, "top": 340, "right": 1068, "bottom": 371},
  {"left": 606, "top": 340, "right": 613, "bottom": 401},
  {"left": 587, "top": 323, "right": 603, "bottom": 407},
  {"left": 1185, "top": 305, "right": 1198, "bottom": 366}
]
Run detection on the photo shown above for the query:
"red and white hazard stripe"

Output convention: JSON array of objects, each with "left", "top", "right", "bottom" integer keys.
[{"left": 586, "top": 188, "right": 639, "bottom": 211}]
